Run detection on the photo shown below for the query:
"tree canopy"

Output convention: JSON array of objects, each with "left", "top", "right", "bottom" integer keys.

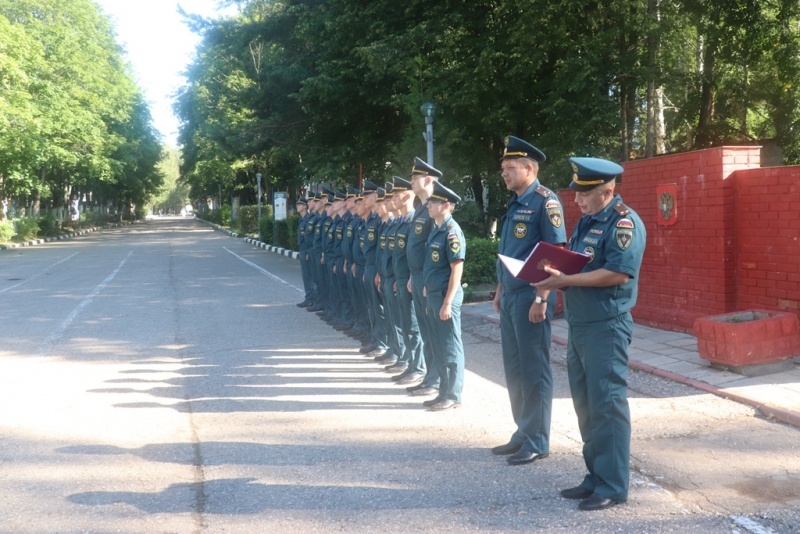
[
  {"left": 0, "top": 0, "right": 164, "bottom": 218},
  {"left": 177, "top": 0, "right": 800, "bottom": 222}
]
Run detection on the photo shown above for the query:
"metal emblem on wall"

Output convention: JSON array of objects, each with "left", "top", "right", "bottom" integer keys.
[{"left": 656, "top": 184, "right": 677, "bottom": 226}]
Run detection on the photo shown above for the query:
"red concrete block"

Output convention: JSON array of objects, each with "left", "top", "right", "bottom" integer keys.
[{"left": 694, "top": 310, "right": 800, "bottom": 366}]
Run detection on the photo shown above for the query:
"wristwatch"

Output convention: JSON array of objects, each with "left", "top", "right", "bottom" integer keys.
[{"left": 534, "top": 295, "right": 545, "bottom": 304}]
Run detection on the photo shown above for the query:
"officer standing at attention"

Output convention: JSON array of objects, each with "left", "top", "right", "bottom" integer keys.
[
  {"left": 422, "top": 181, "right": 466, "bottom": 412},
  {"left": 491, "top": 136, "right": 567, "bottom": 466},
  {"left": 389, "top": 176, "right": 426, "bottom": 387},
  {"left": 534, "top": 157, "right": 646, "bottom": 511},
  {"left": 296, "top": 196, "right": 316, "bottom": 308},
  {"left": 308, "top": 192, "right": 329, "bottom": 313},
  {"left": 361, "top": 181, "right": 389, "bottom": 358},
  {"left": 304, "top": 193, "right": 321, "bottom": 312},
  {"left": 405, "top": 157, "right": 441, "bottom": 398},
  {"left": 339, "top": 187, "right": 360, "bottom": 333}
]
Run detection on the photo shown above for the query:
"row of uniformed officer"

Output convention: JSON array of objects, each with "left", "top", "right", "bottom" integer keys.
[{"left": 295, "top": 157, "right": 467, "bottom": 411}]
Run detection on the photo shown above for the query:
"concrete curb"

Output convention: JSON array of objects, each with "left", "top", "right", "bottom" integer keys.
[
  {"left": 0, "top": 221, "right": 138, "bottom": 250},
  {"left": 197, "top": 219, "right": 300, "bottom": 260}
]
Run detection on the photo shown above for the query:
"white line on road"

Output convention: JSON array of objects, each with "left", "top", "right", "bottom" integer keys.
[
  {"left": 731, "top": 516, "right": 777, "bottom": 534},
  {"left": 0, "top": 252, "right": 80, "bottom": 294},
  {"left": 37, "top": 250, "right": 133, "bottom": 357},
  {"left": 223, "top": 247, "right": 303, "bottom": 294}
]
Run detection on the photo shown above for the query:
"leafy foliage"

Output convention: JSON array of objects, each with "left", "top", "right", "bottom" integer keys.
[
  {"left": 0, "top": 0, "right": 164, "bottom": 220},
  {"left": 177, "top": 0, "right": 800, "bottom": 234},
  {"left": 463, "top": 237, "right": 499, "bottom": 286}
]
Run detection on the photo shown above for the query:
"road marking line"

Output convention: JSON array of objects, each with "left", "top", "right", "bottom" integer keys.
[
  {"left": 223, "top": 247, "right": 303, "bottom": 294},
  {"left": 37, "top": 250, "right": 133, "bottom": 357},
  {"left": 0, "top": 252, "right": 80, "bottom": 294},
  {"left": 731, "top": 516, "right": 777, "bottom": 534}
]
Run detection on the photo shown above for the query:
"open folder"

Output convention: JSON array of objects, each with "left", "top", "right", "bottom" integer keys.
[{"left": 498, "top": 241, "right": 591, "bottom": 284}]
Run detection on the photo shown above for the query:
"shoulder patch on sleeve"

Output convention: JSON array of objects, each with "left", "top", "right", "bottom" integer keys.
[{"left": 535, "top": 185, "right": 551, "bottom": 198}]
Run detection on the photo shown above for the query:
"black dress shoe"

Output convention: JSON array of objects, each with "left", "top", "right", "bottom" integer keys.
[
  {"left": 422, "top": 395, "right": 444, "bottom": 407},
  {"left": 307, "top": 305, "right": 323, "bottom": 312},
  {"left": 506, "top": 450, "right": 549, "bottom": 465},
  {"left": 560, "top": 486, "right": 594, "bottom": 500},
  {"left": 296, "top": 300, "right": 311, "bottom": 308},
  {"left": 578, "top": 493, "right": 625, "bottom": 511},
  {"left": 491, "top": 441, "right": 522, "bottom": 456},
  {"left": 428, "top": 399, "right": 461, "bottom": 411},
  {"left": 397, "top": 372, "right": 424, "bottom": 385},
  {"left": 410, "top": 386, "right": 439, "bottom": 396}
]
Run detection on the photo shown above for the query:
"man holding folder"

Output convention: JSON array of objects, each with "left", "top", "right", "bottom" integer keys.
[{"left": 491, "top": 136, "right": 567, "bottom": 465}]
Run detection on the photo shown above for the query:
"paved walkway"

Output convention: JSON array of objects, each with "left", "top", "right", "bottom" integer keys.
[{"left": 463, "top": 301, "right": 800, "bottom": 428}]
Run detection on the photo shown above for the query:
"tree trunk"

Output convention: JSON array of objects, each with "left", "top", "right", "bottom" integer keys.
[
  {"left": 697, "top": 22, "right": 719, "bottom": 148},
  {"left": 645, "top": 0, "right": 660, "bottom": 157}
]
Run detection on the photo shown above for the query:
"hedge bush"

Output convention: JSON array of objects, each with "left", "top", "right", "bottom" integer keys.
[
  {"left": 37, "top": 212, "right": 60, "bottom": 236},
  {"left": 286, "top": 214, "right": 300, "bottom": 250},
  {"left": 0, "top": 220, "right": 14, "bottom": 243},
  {"left": 239, "top": 205, "right": 259, "bottom": 234},
  {"left": 463, "top": 237, "right": 498, "bottom": 285},
  {"left": 15, "top": 217, "right": 40, "bottom": 241},
  {"left": 259, "top": 216, "right": 273, "bottom": 244},
  {"left": 274, "top": 219, "right": 290, "bottom": 248}
]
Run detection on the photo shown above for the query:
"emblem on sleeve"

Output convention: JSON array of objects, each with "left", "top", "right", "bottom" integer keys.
[
  {"left": 547, "top": 208, "right": 563, "bottom": 228},
  {"left": 449, "top": 237, "right": 461, "bottom": 253},
  {"left": 616, "top": 218, "right": 634, "bottom": 229},
  {"left": 545, "top": 199, "right": 560, "bottom": 209},
  {"left": 616, "top": 229, "right": 633, "bottom": 250},
  {"left": 514, "top": 222, "right": 527, "bottom": 238}
]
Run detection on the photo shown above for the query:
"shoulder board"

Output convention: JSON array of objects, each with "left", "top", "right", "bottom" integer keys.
[
  {"left": 535, "top": 185, "right": 551, "bottom": 198},
  {"left": 614, "top": 203, "right": 630, "bottom": 217}
]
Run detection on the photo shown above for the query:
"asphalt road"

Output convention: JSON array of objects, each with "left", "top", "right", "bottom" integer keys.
[{"left": 0, "top": 217, "right": 798, "bottom": 533}]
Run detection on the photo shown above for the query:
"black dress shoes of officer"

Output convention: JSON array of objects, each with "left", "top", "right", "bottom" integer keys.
[
  {"left": 394, "top": 371, "right": 423, "bottom": 384},
  {"left": 506, "top": 450, "right": 549, "bottom": 465},
  {"left": 296, "top": 300, "right": 311, "bottom": 308},
  {"left": 577, "top": 493, "right": 625, "bottom": 511},
  {"left": 409, "top": 385, "right": 438, "bottom": 396},
  {"left": 560, "top": 486, "right": 594, "bottom": 500},
  {"left": 428, "top": 399, "right": 460, "bottom": 411},
  {"left": 490, "top": 441, "right": 522, "bottom": 456},
  {"left": 422, "top": 395, "right": 444, "bottom": 407}
]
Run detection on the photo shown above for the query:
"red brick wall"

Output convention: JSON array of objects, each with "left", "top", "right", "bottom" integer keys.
[
  {"left": 555, "top": 146, "right": 800, "bottom": 333},
  {"left": 734, "top": 164, "right": 800, "bottom": 315}
]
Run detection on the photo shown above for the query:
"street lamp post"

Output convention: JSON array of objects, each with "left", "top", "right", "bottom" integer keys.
[
  {"left": 420, "top": 101, "right": 436, "bottom": 166},
  {"left": 256, "top": 172, "right": 263, "bottom": 226}
]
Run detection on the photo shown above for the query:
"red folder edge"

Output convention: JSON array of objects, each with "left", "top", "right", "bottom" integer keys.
[{"left": 498, "top": 242, "right": 591, "bottom": 284}]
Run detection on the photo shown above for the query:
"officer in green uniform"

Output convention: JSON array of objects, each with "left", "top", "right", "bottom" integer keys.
[
  {"left": 351, "top": 192, "right": 373, "bottom": 346},
  {"left": 361, "top": 181, "right": 389, "bottom": 357},
  {"left": 492, "top": 136, "right": 567, "bottom": 466},
  {"left": 406, "top": 158, "right": 441, "bottom": 397},
  {"left": 340, "top": 187, "right": 360, "bottom": 332},
  {"left": 296, "top": 196, "right": 315, "bottom": 307},
  {"left": 390, "top": 176, "right": 426, "bottom": 386},
  {"left": 534, "top": 157, "right": 646, "bottom": 511},
  {"left": 308, "top": 192, "right": 328, "bottom": 313},
  {"left": 378, "top": 183, "right": 406, "bottom": 370},
  {"left": 422, "top": 181, "right": 466, "bottom": 412},
  {"left": 319, "top": 189, "right": 337, "bottom": 321}
]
